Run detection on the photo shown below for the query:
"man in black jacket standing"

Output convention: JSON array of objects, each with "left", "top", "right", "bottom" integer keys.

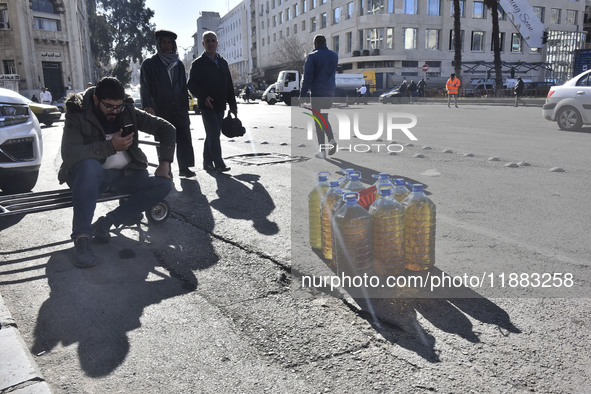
[
  {"left": 188, "top": 31, "right": 237, "bottom": 173},
  {"left": 141, "top": 29, "right": 195, "bottom": 177}
]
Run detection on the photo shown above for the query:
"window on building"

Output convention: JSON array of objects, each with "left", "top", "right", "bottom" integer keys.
[
  {"left": 286, "top": 8, "right": 291, "bottom": 20},
  {"left": 358, "top": 30, "right": 364, "bottom": 50},
  {"left": 490, "top": 32, "right": 504, "bottom": 52},
  {"left": 31, "top": 0, "right": 57, "bottom": 13},
  {"left": 427, "top": 0, "right": 440, "bottom": 16},
  {"left": 511, "top": 33, "right": 522, "bottom": 52},
  {"left": 404, "top": 28, "right": 417, "bottom": 49},
  {"left": 333, "top": 7, "right": 341, "bottom": 24},
  {"left": 3, "top": 59, "right": 16, "bottom": 74},
  {"left": 360, "top": 0, "right": 365, "bottom": 15},
  {"left": 280, "top": 30, "right": 283, "bottom": 38},
  {"left": 367, "top": 0, "right": 384, "bottom": 15},
  {"left": 366, "top": 28, "right": 384, "bottom": 49},
  {"left": 497, "top": 5, "right": 506, "bottom": 20},
  {"left": 346, "top": 31, "right": 352, "bottom": 52},
  {"left": 34, "top": 17, "right": 60, "bottom": 31},
  {"left": 294, "top": 4, "right": 299, "bottom": 17},
  {"left": 425, "top": 29, "right": 440, "bottom": 50},
  {"left": 567, "top": 10, "right": 577, "bottom": 25},
  {"left": 450, "top": 0, "right": 465, "bottom": 17},
  {"left": 294, "top": 23, "right": 297, "bottom": 33},
  {"left": 302, "top": 20, "right": 306, "bottom": 30},
  {"left": 262, "top": 37, "right": 265, "bottom": 46},
  {"left": 0, "top": 3, "right": 9, "bottom": 29},
  {"left": 387, "top": 0, "right": 394, "bottom": 13},
  {"left": 273, "top": 33, "right": 276, "bottom": 41},
  {"left": 551, "top": 8, "right": 561, "bottom": 24},
  {"left": 386, "top": 27, "right": 394, "bottom": 48},
  {"left": 403, "top": 0, "right": 417, "bottom": 15},
  {"left": 449, "top": 29, "right": 464, "bottom": 50},
  {"left": 321, "top": 12, "right": 327, "bottom": 28},
  {"left": 347, "top": 2, "right": 354, "bottom": 19},
  {"left": 311, "top": 0, "right": 316, "bottom": 10},
  {"left": 273, "top": 15, "right": 277, "bottom": 26},
  {"left": 333, "top": 36, "right": 339, "bottom": 53},
  {"left": 279, "top": 12, "right": 283, "bottom": 24},
  {"left": 287, "top": 27, "right": 290, "bottom": 36},
  {"left": 473, "top": 1, "right": 485, "bottom": 18},
  {"left": 471, "top": 31, "right": 484, "bottom": 51},
  {"left": 311, "top": 16, "right": 316, "bottom": 31},
  {"left": 272, "top": 0, "right": 276, "bottom": 9},
  {"left": 533, "top": 6, "right": 544, "bottom": 23},
  {"left": 261, "top": 21, "right": 264, "bottom": 29},
  {"left": 302, "top": 0, "right": 307, "bottom": 13}
]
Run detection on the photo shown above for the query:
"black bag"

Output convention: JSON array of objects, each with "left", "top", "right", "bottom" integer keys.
[{"left": 221, "top": 112, "right": 246, "bottom": 138}]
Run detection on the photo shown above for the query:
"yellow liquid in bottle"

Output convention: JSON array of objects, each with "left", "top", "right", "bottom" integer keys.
[
  {"left": 404, "top": 198, "right": 436, "bottom": 271},
  {"left": 321, "top": 191, "right": 342, "bottom": 262},
  {"left": 309, "top": 184, "right": 329, "bottom": 249},
  {"left": 369, "top": 196, "right": 405, "bottom": 275},
  {"left": 333, "top": 201, "right": 373, "bottom": 276}
]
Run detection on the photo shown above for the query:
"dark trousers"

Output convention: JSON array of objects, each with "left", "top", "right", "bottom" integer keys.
[
  {"left": 174, "top": 122, "right": 195, "bottom": 170},
  {"left": 67, "top": 159, "right": 172, "bottom": 239},
  {"left": 200, "top": 109, "right": 226, "bottom": 168},
  {"left": 311, "top": 97, "right": 335, "bottom": 145}
]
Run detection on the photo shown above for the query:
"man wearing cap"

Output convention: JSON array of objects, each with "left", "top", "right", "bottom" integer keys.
[{"left": 141, "top": 29, "right": 196, "bottom": 177}]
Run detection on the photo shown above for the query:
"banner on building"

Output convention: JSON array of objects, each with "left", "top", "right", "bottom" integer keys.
[{"left": 499, "top": 0, "right": 545, "bottom": 48}]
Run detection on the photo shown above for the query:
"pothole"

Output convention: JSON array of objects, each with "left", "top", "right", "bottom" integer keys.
[{"left": 226, "top": 153, "right": 308, "bottom": 166}]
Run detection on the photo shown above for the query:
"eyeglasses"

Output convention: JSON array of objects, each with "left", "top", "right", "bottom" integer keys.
[{"left": 100, "top": 100, "right": 124, "bottom": 112}]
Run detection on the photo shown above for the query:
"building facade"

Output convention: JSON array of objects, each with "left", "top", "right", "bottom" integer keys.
[
  {"left": 0, "top": 0, "right": 93, "bottom": 100},
  {"left": 201, "top": 0, "right": 588, "bottom": 89}
]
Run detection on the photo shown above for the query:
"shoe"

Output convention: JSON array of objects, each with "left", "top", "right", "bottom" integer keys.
[
  {"left": 92, "top": 216, "right": 112, "bottom": 244},
  {"left": 122, "top": 212, "right": 143, "bottom": 226},
  {"left": 328, "top": 139, "right": 337, "bottom": 156},
  {"left": 315, "top": 151, "right": 327, "bottom": 159},
  {"left": 215, "top": 166, "right": 231, "bottom": 172},
  {"left": 203, "top": 163, "right": 215, "bottom": 172},
  {"left": 455, "top": 105, "right": 458, "bottom": 108},
  {"left": 74, "top": 236, "right": 96, "bottom": 268},
  {"left": 179, "top": 168, "right": 196, "bottom": 177}
]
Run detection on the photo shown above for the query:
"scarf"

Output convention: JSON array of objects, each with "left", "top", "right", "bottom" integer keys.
[{"left": 157, "top": 50, "right": 179, "bottom": 82}]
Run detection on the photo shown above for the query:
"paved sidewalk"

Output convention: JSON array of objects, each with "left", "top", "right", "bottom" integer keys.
[{"left": 0, "top": 292, "right": 51, "bottom": 393}]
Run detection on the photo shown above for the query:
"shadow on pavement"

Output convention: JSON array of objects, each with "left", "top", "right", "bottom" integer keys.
[{"left": 209, "top": 172, "right": 279, "bottom": 236}]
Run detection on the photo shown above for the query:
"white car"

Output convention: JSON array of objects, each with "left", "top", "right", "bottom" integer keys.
[
  {"left": 542, "top": 69, "right": 591, "bottom": 131},
  {"left": 0, "top": 87, "right": 44, "bottom": 193},
  {"left": 262, "top": 83, "right": 278, "bottom": 105}
]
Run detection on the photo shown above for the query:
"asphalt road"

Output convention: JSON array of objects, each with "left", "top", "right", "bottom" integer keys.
[{"left": 1, "top": 100, "right": 590, "bottom": 392}]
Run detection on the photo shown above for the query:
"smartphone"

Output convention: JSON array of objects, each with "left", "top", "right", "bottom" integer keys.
[{"left": 121, "top": 123, "right": 134, "bottom": 137}]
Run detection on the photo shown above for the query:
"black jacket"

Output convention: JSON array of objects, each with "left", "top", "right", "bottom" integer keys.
[
  {"left": 187, "top": 52, "right": 237, "bottom": 113},
  {"left": 140, "top": 54, "right": 190, "bottom": 128},
  {"left": 58, "top": 88, "right": 176, "bottom": 184}
]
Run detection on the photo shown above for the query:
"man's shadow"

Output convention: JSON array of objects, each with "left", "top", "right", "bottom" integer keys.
[{"left": 209, "top": 173, "right": 279, "bottom": 235}]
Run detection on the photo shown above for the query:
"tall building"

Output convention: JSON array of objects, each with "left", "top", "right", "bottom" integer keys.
[
  {"left": 0, "top": 0, "right": 93, "bottom": 99},
  {"left": 202, "top": 0, "right": 588, "bottom": 89}
]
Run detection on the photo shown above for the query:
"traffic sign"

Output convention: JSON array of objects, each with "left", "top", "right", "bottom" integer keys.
[{"left": 422, "top": 64, "right": 429, "bottom": 72}]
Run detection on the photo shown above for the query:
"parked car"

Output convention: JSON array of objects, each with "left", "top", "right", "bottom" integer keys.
[
  {"left": 28, "top": 100, "right": 61, "bottom": 127},
  {"left": 125, "top": 90, "right": 142, "bottom": 109},
  {"left": 543, "top": 69, "right": 591, "bottom": 131},
  {"left": 262, "top": 83, "right": 278, "bottom": 105},
  {"left": 0, "top": 87, "right": 44, "bottom": 193},
  {"left": 379, "top": 86, "right": 402, "bottom": 104},
  {"left": 524, "top": 81, "right": 554, "bottom": 95},
  {"left": 188, "top": 91, "right": 200, "bottom": 114},
  {"left": 464, "top": 84, "right": 495, "bottom": 97}
]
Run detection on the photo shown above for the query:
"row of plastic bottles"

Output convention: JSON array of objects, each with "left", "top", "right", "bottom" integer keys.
[{"left": 308, "top": 170, "right": 436, "bottom": 276}]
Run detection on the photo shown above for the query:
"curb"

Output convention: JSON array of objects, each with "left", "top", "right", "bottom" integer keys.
[{"left": 0, "top": 292, "right": 51, "bottom": 393}]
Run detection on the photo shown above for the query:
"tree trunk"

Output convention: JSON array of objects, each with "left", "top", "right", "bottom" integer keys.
[{"left": 453, "top": 0, "right": 462, "bottom": 82}]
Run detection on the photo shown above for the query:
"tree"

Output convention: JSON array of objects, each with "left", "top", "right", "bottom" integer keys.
[
  {"left": 452, "top": 0, "right": 462, "bottom": 81},
  {"left": 86, "top": 0, "right": 156, "bottom": 85},
  {"left": 484, "top": 0, "right": 504, "bottom": 96},
  {"left": 272, "top": 35, "right": 308, "bottom": 72}
]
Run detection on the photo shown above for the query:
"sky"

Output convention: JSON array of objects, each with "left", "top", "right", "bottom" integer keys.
[{"left": 144, "top": 0, "right": 242, "bottom": 56}]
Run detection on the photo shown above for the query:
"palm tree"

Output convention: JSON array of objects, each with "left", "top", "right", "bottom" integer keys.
[
  {"left": 484, "top": 0, "right": 503, "bottom": 96},
  {"left": 452, "top": 0, "right": 462, "bottom": 80}
]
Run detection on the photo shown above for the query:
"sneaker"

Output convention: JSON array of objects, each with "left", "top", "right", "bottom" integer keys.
[
  {"left": 328, "top": 139, "right": 337, "bottom": 156},
  {"left": 215, "top": 166, "right": 231, "bottom": 172},
  {"left": 92, "top": 216, "right": 112, "bottom": 244},
  {"left": 179, "top": 168, "right": 196, "bottom": 177},
  {"left": 74, "top": 236, "right": 96, "bottom": 268},
  {"left": 315, "top": 151, "right": 327, "bottom": 159}
]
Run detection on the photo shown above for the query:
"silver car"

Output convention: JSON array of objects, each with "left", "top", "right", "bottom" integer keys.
[
  {"left": 0, "top": 88, "right": 43, "bottom": 193},
  {"left": 542, "top": 69, "right": 591, "bottom": 131}
]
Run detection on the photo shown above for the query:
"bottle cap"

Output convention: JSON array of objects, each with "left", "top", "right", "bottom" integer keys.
[
  {"left": 372, "top": 172, "right": 390, "bottom": 180},
  {"left": 411, "top": 184, "right": 423, "bottom": 192},
  {"left": 378, "top": 186, "right": 392, "bottom": 196},
  {"left": 317, "top": 171, "right": 331, "bottom": 181},
  {"left": 350, "top": 172, "right": 361, "bottom": 181},
  {"left": 394, "top": 178, "right": 405, "bottom": 186},
  {"left": 329, "top": 180, "right": 339, "bottom": 187}
]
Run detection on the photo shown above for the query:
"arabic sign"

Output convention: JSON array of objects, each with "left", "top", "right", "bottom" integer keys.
[{"left": 499, "top": 0, "right": 545, "bottom": 48}]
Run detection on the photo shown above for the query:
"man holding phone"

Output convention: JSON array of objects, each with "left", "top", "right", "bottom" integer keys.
[{"left": 58, "top": 77, "right": 176, "bottom": 268}]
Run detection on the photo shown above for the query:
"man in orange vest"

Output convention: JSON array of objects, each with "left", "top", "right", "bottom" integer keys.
[{"left": 446, "top": 73, "right": 460, "bottom": 108}]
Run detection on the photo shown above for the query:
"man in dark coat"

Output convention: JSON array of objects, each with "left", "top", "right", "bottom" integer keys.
[
  {"left": 141, "top": 29, "right": 195, "bottom": 177},
  {"left": 514, "top": 76, "right": 525, "bottom": 107},
  {"left": 188, "top": 31, "right": 237, "bottom": 172}
]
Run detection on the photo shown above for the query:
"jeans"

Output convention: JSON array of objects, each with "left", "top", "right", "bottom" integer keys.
[
  {"left": 67, "top": 159, "right": 172, "bottom": 239},
  {"left": 200, "top": 109, "right": 226, "bottom": 168}
]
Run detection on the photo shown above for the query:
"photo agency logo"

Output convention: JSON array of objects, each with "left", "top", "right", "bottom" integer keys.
[{"left": 302, "top": 107, "right": 419, "bottom": 154}]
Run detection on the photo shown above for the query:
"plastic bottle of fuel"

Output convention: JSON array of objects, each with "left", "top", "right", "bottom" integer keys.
[
  {"left": 369, "top": 186, "right": 405, "bottom": 276},
  {"left": 332, "top": 193, "right": 373, "bottom": 276},
  {"left": 393, "top": 178, "right": 411, "bottom": 203},
  {"left": 308, "top": 171, "right": 330, "bottom": 249},
  {"left": 331, "top": 189, "right": 349, "bottom": 269},
  {"left": 372, "top": 173, "right": 394, "bottom": 197},
  {"left": 343, "top": 172, "right": 364, "bottom": 193},
  {"left": 321, "top": 181, "right": 342, "bottom": 263},
  {"left": 338, "top": 168, "right": 356, "bottom": 188},
  {"left": 402, "top": 184, "right": 436, "bottom": 271}
]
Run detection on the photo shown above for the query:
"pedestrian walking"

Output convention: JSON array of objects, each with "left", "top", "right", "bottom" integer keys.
[
  {"left": 31, "top": 94, "right": 39, "bottom": 103},
  {"left": 188, "top": 31, "right": 237, "bottom": 173},
  {"left": 398, "top": 80, "right": 408, "bottom": 104},
  {"left": 298, "top": 34, "right": 339, "bottom": 159},
  {"left": 140, "top": 29, "right": 196, "bottom": 178},
  {"left": 357, "top": 84, "right": 367, "bottom": 104},
  {"left": 417, "top": 79, "right": 426, "bottom": 98},
  {"left": 40, "top": 87, "right": 52, "bottom": 104},
  {"left": 244, "top": 85, "right": 251, "bottom": 103},
  {"left": 514, "top": 76, "right": 525, "bottom": 107},
  {"left": 58, "top": 77, "right": 176, "bottom": 268},
  {"left": 408, "top": 80, "right": 417, "bottom": 103},
  {"left": 446, "top": 73, "right": 460, "bottom": 108}
]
